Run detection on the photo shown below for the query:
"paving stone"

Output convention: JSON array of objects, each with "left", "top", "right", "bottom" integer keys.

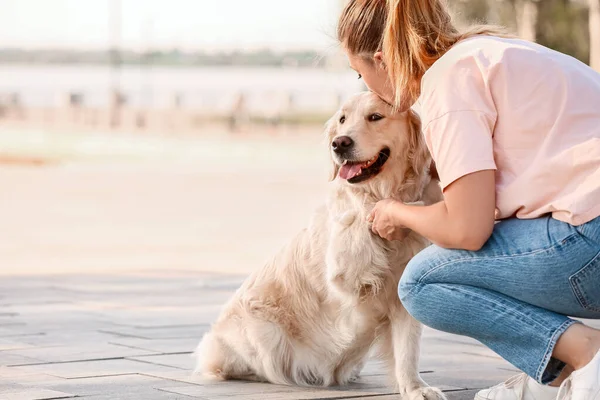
[
  {"left": 98, "top": 324, "right": 209, "bottom": 341},
  {"left": 1, "top": 389, "right": 77, "bottom": 400},
  {"left": 127, "top": 353, "right": 195, "bottom": 370},
  {"left": 157, "top": 384, "right": 386, "bottom": 399},
  {"left": 151, "top": 372, "right": 462, "bottom": 398},
  {"left": 94, "top": 309, "right": 221, "bottom": 330},
  {"left": 446, "top": 389, "right": 480, "bottom": 400},
  {"left": 22, "top": 373, "right": 191, "bottom": 399},
  {"left": 0, "top": 366, "right": 57, "bottom": 383},
  {"left": 83, "top": 392, "right": 187, "bottom": 400},
  {"left": 5, "top": 343, "right": 158, "bottom": 364},
  {"left": 0, "top": 353, "right": 46, "bottom": 367},
  {"left": 1, "top": 268, "right": 574, "bottom": 399},
  {"left": 108, "top": 337, "right": 200, "bottom": 354},
  {"left": 360, "top": 391, "right": 479, "bottom": 400},
  {"left": 10, "top": 358, "right": 183, "bottom": 379},
  {"left": 0, "top": 339, "right": 33, "bottom": 352},
  {"left": 10, "top": 330, "right": 116, "bottom": 349},
  {"left": 421, "top": 367, "right": 516, "bottom": 390},
  {"left": 349, "top": 374, "right": 463, "bottom": 392}
]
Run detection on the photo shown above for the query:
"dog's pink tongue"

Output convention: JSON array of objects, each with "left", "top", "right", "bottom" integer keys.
[{"left": 339, "top": 164, "right": 362, "bottom": 180}]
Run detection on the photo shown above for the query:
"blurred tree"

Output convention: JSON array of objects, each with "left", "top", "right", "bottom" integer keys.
[
  {"left": 536, "top": 0, "right": 589, "bottom": 63},
  {"left": 450, "top": 0, "right": 591, "bottom": 63},
  {"left": 590, "top": 0, "right": 600, "bottom": 70},
  {"left": 513, "top": 0, "right": 539, "bottom": 42}
]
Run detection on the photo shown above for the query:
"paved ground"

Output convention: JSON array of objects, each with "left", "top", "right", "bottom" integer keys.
[
  {"left": 0, "top": 131, "right": 596, "bottom": 399},
  {"left": 0, "top": 271, "right": 522, "bottom": 400}
]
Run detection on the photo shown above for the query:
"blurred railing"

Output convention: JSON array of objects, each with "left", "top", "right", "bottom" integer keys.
[{"left": 0, "top": 88, "right": 346, "bottom": 134}]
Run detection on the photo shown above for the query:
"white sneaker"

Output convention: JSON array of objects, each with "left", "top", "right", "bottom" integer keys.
[
  {"left": 558, "top": 350, "right": 600, "bottom": 400},
  {"left": 475, "top": 373, "right": 559, "bottom": 400}
]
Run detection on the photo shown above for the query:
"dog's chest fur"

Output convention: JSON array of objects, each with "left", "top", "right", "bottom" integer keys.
[{"left": 323, "top": 185, "right": 425, "bottom": 303}]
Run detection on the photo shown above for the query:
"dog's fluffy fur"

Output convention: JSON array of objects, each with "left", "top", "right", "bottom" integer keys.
[{"left": 196, "top": 92, "right": 445, "bottom": 399}]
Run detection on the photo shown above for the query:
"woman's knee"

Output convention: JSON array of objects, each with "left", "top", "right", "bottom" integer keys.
[{"left": 398, "top": 244, "right": 448, "bottom": 307}]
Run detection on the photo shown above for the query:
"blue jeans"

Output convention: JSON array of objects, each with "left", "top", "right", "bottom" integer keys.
[{"left": 399, "top": 216, "right": 600, "bottom": 384}]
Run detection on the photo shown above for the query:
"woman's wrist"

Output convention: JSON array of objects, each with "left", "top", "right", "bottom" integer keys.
[{"left": 392, "top": 201, "right": 410, "bottom": 228}]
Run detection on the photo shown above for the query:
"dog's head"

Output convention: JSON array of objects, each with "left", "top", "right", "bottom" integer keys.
[{"left": 325, "top": 92, "right": 430, "bottom": 198}]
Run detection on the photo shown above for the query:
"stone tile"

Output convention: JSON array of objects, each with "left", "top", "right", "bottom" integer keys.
[
  {"left": 24, "top": 373, "right": 189, "bottom": 398},
  {"left": 108, "top": 336, "right": 200, "bottom": 354},
  {"left": 10, "top": 358, "right": 183, "bottom": 379},
  {"left": 16, "top": 330, "right": 116, "bottom": 348},
  {"left": 1, "top": 389, "right": 77, "bottom": 400},
  {"left": 157, "top": 384, "right": 386, "bottom": 399},
  {"left": 422, "top": 367, "right": 516, "bottom": 390},
  {"left": 84, "top": 392, "right": 185, "bottom": 400},
  {"left": 349, "top": 374, "right": 463, "bottom": 392},
  {"left": 95, "top": 309, "right": 221, "bottom": 330},
  {"left": 5, "top": 343, "right": 158, "bottom": 364},
  {"left": 446, "top": 389, "right": 481, "bottom": 400},
  {"left": 0, "top": 339, "right": 33, "bottom": 351},
  {"left": 0, "top": 267, "right": 561, "bottom": 399},
  {"left": 98, "top": 323, "right": 209, "bottom": 341},
  {"left": 0, "top": 366, "right": 57, "bottom": 383},
  {"left": 152, "top": 372, "right": 462, "bottom": 399},
  {"left": 360, "top": 391, "right": 478, "bottom": 400},
  {"left": 0, "top": 353, "right": 45, "bottom": 367},
  {"left": 127, "top": 353, "right": 195, "bottom": 370}
]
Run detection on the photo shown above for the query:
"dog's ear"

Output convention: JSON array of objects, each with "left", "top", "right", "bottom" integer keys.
[
  {"left": 324, "top": 114, "right": 340, "bottom": 182},
  {"left": 405, "top": 109, "right": 431, "bottom": 185}
]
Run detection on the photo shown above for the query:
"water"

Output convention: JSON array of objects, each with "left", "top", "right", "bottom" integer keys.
[{"left": 0, "top": 64, "right": 364, "bottom": 113}]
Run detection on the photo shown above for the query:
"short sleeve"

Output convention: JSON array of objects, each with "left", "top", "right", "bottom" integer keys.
[
  {"left": 419, "top": 50, "right": 498, "bottom": 190},
  {"left": 423, "top": 111, "right": 497, "bottom": 190}
]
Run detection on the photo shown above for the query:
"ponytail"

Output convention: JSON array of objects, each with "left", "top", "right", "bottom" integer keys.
[{"left": 339, "top": 0, "right": 509, "bottom": 111}]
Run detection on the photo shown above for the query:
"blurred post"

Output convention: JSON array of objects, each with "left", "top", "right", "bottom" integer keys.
[
  {"left": 514, "top": 0, "right": 539, "bottom": 42},
  {"left": 590, "top": 0, "right": 600, "bottom": 71},
  {"left": 109, "top": 0, "right": 122, "bottom": 129},
  {"left": 229, "top": 92, "right": 247, "bottom": 133}
]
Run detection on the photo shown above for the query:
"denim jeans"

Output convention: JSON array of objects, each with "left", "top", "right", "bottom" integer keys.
[{"left": 399, "top": 215, "right": 600, "bottom": 384}]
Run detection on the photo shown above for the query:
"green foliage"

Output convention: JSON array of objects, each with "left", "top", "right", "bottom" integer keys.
[
  {"left": 450, "top": 0, "right": 590, "bottom": 63},
  {"left": 537, "top": 0, "right": 589, "bottom": 63},
  {"left": 0, "top": 48, "right": 326, "bottom": 68}
]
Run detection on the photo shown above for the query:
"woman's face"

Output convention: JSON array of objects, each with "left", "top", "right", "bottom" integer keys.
[{"left": 347, "top": 52, "right": 395, "bottom": 107}]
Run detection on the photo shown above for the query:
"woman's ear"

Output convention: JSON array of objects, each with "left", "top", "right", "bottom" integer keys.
[{"left": 373, "top": 51, "right": 386, "bottom": 70}]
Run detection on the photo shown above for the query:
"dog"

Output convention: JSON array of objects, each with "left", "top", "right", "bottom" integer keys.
[{"left": 196, "top": 92, "right": 445, "bottom": 400}]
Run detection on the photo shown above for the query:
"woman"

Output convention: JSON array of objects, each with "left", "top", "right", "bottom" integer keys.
[{"left": 337, "top": 1, "right": 600, "bottom": 399}]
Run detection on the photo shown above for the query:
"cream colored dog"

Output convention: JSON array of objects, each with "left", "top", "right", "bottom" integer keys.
[{"left": 196, "top": 92, "right": 444, "bottom": 400}]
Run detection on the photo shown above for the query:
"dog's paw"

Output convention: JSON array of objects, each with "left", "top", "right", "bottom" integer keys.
[
  {"left": 406, "top": 386, "right": 447, "bottom": 400},
  {"left": 348, "top": 369, "right": 362, "bottom": 383}
]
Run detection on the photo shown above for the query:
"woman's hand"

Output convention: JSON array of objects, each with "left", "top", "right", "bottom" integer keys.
[{"left": 367, "top": 199, "right": 411, "bottom": 241}]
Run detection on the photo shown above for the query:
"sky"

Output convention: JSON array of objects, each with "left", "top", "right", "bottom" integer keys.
[{"left": 0, "top": 0, "right": 341, "bottom": 51}]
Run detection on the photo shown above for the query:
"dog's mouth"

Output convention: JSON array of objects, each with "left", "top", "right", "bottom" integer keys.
[{"left": 338, "top": 148, "right": 391, "bottom": 184}]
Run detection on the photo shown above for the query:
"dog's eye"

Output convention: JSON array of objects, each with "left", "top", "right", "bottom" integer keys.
[
  {"left": 339, "top": 115, "right": 346, "bottom": 124},
  {"left": 368, "top": 113, "right": 384, "bottom": 122}
]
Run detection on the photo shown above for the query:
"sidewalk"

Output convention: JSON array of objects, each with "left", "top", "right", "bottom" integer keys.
[{"left": 1, "top": 271, "right": 522, "bottom": 400}]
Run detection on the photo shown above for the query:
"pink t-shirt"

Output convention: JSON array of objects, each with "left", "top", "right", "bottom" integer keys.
[{"left": 418, "top": 36, "right": 600, "bottom": 226}]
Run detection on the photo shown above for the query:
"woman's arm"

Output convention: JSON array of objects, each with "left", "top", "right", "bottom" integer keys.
[{"left": 369, "top": 170, "right": 496, "bottom": 251}]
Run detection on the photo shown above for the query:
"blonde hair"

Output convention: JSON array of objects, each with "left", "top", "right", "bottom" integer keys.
[{"left": 337, "top": 0, "right": 507, "bottom": 109}]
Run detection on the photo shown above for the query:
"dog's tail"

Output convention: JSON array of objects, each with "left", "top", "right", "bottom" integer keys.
[{"left": 194, "top": 332, "right": 229, "bottom": 380}]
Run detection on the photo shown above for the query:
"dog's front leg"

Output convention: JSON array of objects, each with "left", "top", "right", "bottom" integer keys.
[
  {"left": 326, "top": 211, "right": 387, "bottom": 297},
  {"left": 391, "top": 307, "right": 447, "bottom": 400}
]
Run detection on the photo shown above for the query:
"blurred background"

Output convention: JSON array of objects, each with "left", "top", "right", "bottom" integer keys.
[{"left": 0, "top": 0, "right": 598, "bottom": 276}]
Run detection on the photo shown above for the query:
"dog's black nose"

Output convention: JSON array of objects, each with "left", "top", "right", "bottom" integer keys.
[{"left": 332, "top": 136, "right": 354, "bottom": 154}]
